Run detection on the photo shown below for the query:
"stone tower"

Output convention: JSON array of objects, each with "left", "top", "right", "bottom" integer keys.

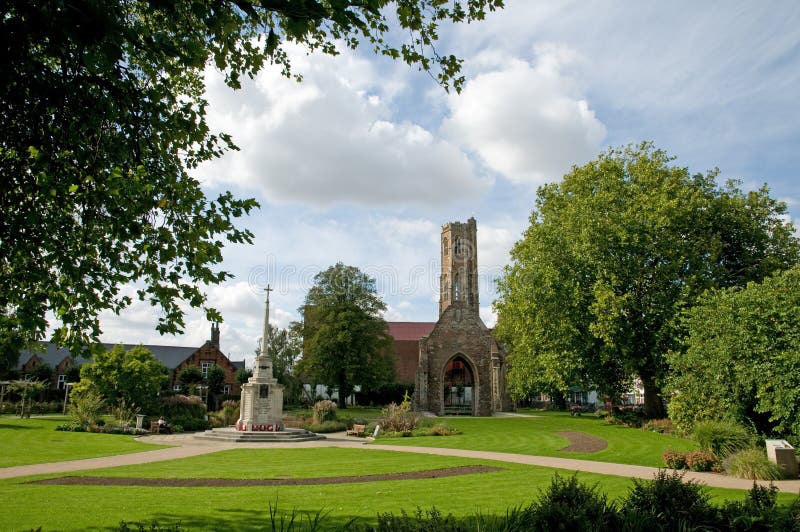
[
  {"left": 439, "top": 217, "right": 479, "bottom": 317},
  {"left": 416, "top": 217, "right": 511, "bottom": 416}
]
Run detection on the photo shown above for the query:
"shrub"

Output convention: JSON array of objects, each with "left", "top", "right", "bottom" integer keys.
[
  {"left": 643, "top": 418, "right": 675, "bottom": 434},
  {"left": 170, "top": 415, "right": 209, "bottom": 432},
  {"left": 210, "top": 400, "right": 239, "bottom": 428},
  {"left": 606, "top": 408, "right": 644, "bottom": 428},
  {"left": 724, "top": 448, "right": 784, "bottom": 480},
  {"left": 306, "top": 420, "right": 347, "bottom": 433},
  {"left": 380, "top": 393, "right": 418, "bottom": 433},
  {"left": 160, "top": 395, "right": 206, "bottom": 422},
  {"left": 68, "top": 390, "right": 106, "bottom": 426},
  {"left": 424, "top": 423, "right": 461, "bottom": 436},
  {"left": 693, "top": 420, "right": 752, "bottom": 458},
  {"left": 662, "top": 450, "right": 688, "bottom": 469},
  {"left": 622, "top": 470, "right": 715, "bottom": 529},
  {"left": 312, "top": 400, "right": 337, "bottom": 425},
  {"left": 720, "top": 483, "right": 800, "bottom": 530},
  {"left": 685, "top": 451, "right": 716, "bottom": 472},
  {"left": 526, "top": 473, "right": 618, "bottom": 531}
]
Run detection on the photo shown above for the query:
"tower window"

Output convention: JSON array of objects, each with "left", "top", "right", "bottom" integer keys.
[
  {"left": 443, "top": 237, "right": 449, "bottom": 256},
  {"left": 454, "top": 273, "right": 461, "bottom": 301},
  {"left": 454, "top": 238, "right": 464, "bottom": 255}
]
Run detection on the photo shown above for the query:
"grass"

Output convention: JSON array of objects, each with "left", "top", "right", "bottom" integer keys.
[
  {"left": 374, "top": 411, "right": 698, "bottom": 467},
  {"left": 2, "top": 447, "right": 787, "bottom": 531},
  {"left": 0, "top": 415, "right": 170, "bottom": 467}
]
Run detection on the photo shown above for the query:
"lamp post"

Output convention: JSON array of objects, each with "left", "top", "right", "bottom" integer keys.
[{"left": 62, "top": 382, "right": 74, "bottom": 414}]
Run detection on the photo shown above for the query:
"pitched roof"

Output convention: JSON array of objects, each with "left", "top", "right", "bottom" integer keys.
[
  {"left": 387, "top": 322, "right": 436, "bottom": 341},
  {"left": 18, "top": 342, "right": 199, "bottom": 371}
]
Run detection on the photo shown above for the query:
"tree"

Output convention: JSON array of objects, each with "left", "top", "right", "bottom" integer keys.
[
  {"left": 494, "top": 143, "right": 799, "bottom": 418},
  {"left": 1, "top": 1, "right": 503, "bottom": 356},
  {"left": 235, "top": 367, "right": 253, "bottom": 387},
  {"left": 72, "top": 344, "right": 168, "bottom": 414},
  {"left": 667, "top": 266, "right": 800, "bottom": 439},
  {"left": 297, "top": 263, "right": 394, "bottom": 408},
  {"left": 205, "top": 364, "right": 227, "bottom": 410},
  {"left": 177, "top": 366, "right": 204, "bottom": 394}
]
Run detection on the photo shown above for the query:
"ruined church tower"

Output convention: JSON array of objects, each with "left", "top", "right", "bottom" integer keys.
[
  {"left": 439, "top": 218, "right": 480, "bottom": 317},
  {"left": 415, "top": 217, "right": 511, "bottom": 416}
]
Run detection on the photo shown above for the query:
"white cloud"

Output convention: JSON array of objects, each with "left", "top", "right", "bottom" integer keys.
[
  {"left": 198, "top": 44, "right": 489, "bottom": 206},
  {"left": 442, "top": 43, "right": 606, "bottom": 186}
]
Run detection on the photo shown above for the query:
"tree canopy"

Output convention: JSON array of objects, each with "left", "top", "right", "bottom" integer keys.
[
  {"left": 667, "top": 266, "right": 800, "bottom": 440},
  {"left": 494, "top": 143, "right": 799, "bottom": 417},
  {"left": 1, "top": 0, "right": 503, "bottom": 365},
  {"left": 73, "top": 344, "right": 168, "bottom": 414},
  {"left": 297, "top": 262, "right": 394, "bottom": 407}
]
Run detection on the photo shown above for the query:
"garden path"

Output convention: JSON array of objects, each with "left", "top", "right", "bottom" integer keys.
[{"left": 2, "top": 431, "right": 799, "bottom": 494}]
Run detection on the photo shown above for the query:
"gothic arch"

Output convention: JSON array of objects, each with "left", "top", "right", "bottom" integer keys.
[{"left": 441, "top": 353, "right": 478, "bottom": 415}]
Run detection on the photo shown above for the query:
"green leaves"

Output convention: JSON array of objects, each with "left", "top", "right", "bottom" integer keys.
[
  {"left": 495, "top": 143, "right": 799, "bottom": 417},
  {"left": 298, "top": 263, "right": 394, "bottom": 406}
]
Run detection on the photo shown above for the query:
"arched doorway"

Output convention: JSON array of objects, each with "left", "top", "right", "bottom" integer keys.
[{"left": 442, "top": 355, "right": 475, "bottom": 415}]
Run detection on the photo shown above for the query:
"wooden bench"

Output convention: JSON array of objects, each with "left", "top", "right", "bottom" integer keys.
[
  {"left": 150, "top": 421, "right": 161, "bottom": 434},
  {"left": 346, "top": 424, "right": 366, "bottom": 436}
]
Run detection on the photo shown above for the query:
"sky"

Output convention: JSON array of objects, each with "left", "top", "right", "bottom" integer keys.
[{"left": 98, "top": 1, "right": 800, "bottom": 365}]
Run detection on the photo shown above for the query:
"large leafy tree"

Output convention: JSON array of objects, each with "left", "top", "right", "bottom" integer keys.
[
  {"left": 667, "top": 266, "right": 800, "bottom": 440},
  {"left": 1, "top": 0, "right": 504, "bottom": 367},
  {"left": 297, "top": 262, "right": 394, "bottom": 408},
  {"left": 73, "top": 344, "right": 168, "bottom": 414},
  {"left": 495, "top": 143, "right": 799, "bottom": 418}
]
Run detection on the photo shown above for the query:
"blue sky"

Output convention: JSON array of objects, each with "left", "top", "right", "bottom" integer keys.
[{"left": 98, "top": 1, "right": 800, "bottom": 363}]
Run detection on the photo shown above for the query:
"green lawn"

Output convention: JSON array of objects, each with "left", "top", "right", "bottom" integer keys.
[
  {"left": 0, "top": 415, "right": 169, "bottom": 467},
  {"left": 376, "top": 412, "right": 697, "bottom": 467},
  {"left": 1, "top": 447, "right": 782, "bottom": 531}
]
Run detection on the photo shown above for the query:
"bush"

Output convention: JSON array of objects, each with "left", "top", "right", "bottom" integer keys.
[
  {"left": 622, "top": 470, "right": 715, "bottom": 529},
  {"left": 160, "top": 395, "right": 206, "bottom": 421},
  {"left": 69, "top": 390, "right": 106, "bottom": 426},
  {"left": 606, "top": 408, "right": 644, "bottom": 428},
  {"left": 643, "top": 418, "right": 675, "bottom": 434},
  {"left": 380, "top": 394, "right": 418, "bottom": 434},
  {"left": 685, "top": 451, "right": 716, "bottom": 472},
  {"left": 526, "top": 473, "right": 618, "bottom": 531},
  {"left": 210, "top": 400, "right": 239, "bottom": 428},
  {"left": 424, "top": 423, "right": 460, "bottom": 436},
  {"left": 720, "top": 483, "right": 800, "bottom": 530},
  {"left": 170, "top": 415, "right": 209, "bottom": 432},
  {"left": 662, "top": 450, "right": 687, "bottom": 469},
  {"left": 312, "top": 400, "right": 337, "bottom": 425},
  {"left": 724, "top": 448, "right": 784, "bottom": 480},
  {"left": 306, "top": 420, "right": 347, "bottom": 433},
  {"left": 693, "top": 420, "right": 752, "bottom": 458}
]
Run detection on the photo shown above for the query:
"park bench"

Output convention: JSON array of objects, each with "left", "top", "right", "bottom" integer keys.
[
  {"left": 569, "top": 405, "right": 585, "bottom": 416},
  {"left": 149, "top": 421, "right": 161, "bottom": 434},
  {"left": 346, "top": 424, "right": 366, "bottom": 436}
]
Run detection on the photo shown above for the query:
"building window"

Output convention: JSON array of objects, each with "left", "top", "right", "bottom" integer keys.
[
  {"left": 454, "top": 237, "right": 464, "bottom": 255},
  {"left": 173, "top": 384, "right": 182, "bottom": 392},
  {"left": 201, "top": 361, "right": 214, "bottom": 378},
  {"left": 57, "top": 374, "right": 66, "bottom": 390},
  {"left": 223, "top": 384, "right": 231, "bottom": 395},
  {"left": 453, "top": 273, "right": 461, "bottom": 301}
]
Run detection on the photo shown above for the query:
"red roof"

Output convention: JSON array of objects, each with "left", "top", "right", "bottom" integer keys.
[{"left": 387, "top": 322, "right": 436, "bottom": 341}]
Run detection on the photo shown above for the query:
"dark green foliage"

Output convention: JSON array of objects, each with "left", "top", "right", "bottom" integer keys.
[
  {"left": 30, "top": 363, "right": 53, "bottom": 385},
  {"left": 2, "top": 0, "right": 502, "bottom": 358},
  {"left": 693, "top": 420, "right": 753, "bottom": 458},
  {"left": 159, "top": 394, "right": 206, "bottom": 425},
  {"left": 297, "top": 263, "right": 395, "bottom": 408},
  {"left": 669, "top": 266, "right": 800, "bottom": 437},
  {"left": 372, "top": 508, "right": 467, "bottom": 532},
  {"left": 720, "top": 483, "right": 800, "bottom": 531},
  {"left": 177, "top": 367, "right": 203, "bottom": 389},
  {"left": 73, "top": 345, "right": 168, "bottom": 415},
  {"left": 525, "top": 473, "right": 618, "bottom": 531},
  {"left": 621, "top": 470, "right": 715, "bottom": 530},
  {"left": 235, "top": 368, "right": 253, "bottom": 386},
  {"left": 495, "top": 143, "right": 799, "bottom": 419},
  {"left": 356, "top": 383, "right": 414, "bottom": 406}
]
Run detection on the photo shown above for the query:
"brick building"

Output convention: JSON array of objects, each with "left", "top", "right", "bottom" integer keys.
[
  {"left": 16, "top": 323, "right": 244, "bottom": 395},
  {"left": 386, "top": 218, "right": 512, "bottom": 416}
]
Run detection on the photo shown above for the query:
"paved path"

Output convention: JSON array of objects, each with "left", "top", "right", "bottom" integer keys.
[{"left": 2, "top": 433, "right": 799, "bottom": 493}]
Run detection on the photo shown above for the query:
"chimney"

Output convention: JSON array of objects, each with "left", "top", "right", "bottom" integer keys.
[{"left": 211, "top": 322, "right": 220, "bottom": 348}]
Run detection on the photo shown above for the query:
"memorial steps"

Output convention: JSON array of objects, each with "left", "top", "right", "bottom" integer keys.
[{"left": 193, "top": 427, "right": 325, "bottom": 443}]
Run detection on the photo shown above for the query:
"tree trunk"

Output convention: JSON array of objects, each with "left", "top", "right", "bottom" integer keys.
[{"left": 641, "top": 375, "right": 665, "bottom": 419}]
